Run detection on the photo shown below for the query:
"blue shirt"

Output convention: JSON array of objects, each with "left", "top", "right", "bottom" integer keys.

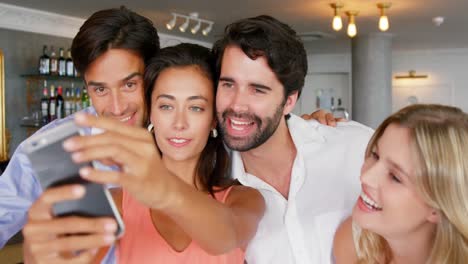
[{"left": 0, "top": 107, "right": 116, "bottom": 263}]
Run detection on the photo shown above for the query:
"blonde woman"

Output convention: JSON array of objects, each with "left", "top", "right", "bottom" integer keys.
[{"left": 333, "top": 104, "right": 468, "bottom": 264}]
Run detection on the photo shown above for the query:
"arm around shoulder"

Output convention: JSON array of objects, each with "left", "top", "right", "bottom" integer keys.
[{"left": 333, "top": 217, "right": 358, "bottom": 264}]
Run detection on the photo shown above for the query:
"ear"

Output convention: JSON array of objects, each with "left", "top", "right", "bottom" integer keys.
[
  {"left": 426, "top": 209, "right": 441, "bottom": 224},
  {"left": 283, "top": 91, "right": 299, "bottom": 115}
]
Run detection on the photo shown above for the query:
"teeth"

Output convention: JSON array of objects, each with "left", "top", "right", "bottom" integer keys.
[
  {"left": 231, "top": 119, "right": 252, "bottom": 126},
  {"left": 120, "top": 116, "right": 131, "bottom": 122},
  {"left": 170, "top": 138, "right": 187, "bottom": 144},
  {"left": 360, "top": 192, "right": 383, "bottom": 210}
]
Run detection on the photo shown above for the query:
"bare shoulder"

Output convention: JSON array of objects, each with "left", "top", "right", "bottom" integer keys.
[
  {"left": 225, "top": 185, "right": 265, "bottom": 213},
  {"left": 333, "top": 217, "right": 358, "bottom": 264}
]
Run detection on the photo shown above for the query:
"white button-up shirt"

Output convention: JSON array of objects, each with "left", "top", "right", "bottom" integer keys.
[{"left": 232, "top": 114, "right": 374, "bottom": 264}]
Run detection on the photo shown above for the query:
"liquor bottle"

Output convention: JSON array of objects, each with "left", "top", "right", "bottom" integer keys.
[
  {"left": 56, "top": 86, "right": 64, "bottom": 119},
  {"left": 75, "top": 86, "right": 82, "bottom": 112},
  {"left": 69, "top": 83, "right": 76, "bottom": 113},
  {"left": 58, "top": 48, "right": 66, "bottom": 76},
  {"left": 66, "top": 49, "right": 74, "bottom": 77},
  {"left": 332, "top": 98, "right": 350, "bottom": 120},
  {"left": 40, "top": 80, "right": 49, "bottom": 124},
  {"left": 39, "top": 45, "right": 50, "bottom": 75},
  {"left": 81, "top": 87, "right": 90, "bottom": 109},
  {"left": 64, "top": 88, "right": 71, "bottom": 117},
  {"left": 49, "top": 46, "right": 58, "bottom": 75},
  {"left": 49, "top": 85, "right": 57, "bottom": 121}
]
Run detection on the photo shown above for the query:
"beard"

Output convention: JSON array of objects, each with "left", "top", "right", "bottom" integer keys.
[{"left": 217, "top": 102, "right": 285, "bottom": 152}]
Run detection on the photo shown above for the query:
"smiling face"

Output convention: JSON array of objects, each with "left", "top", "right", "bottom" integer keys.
[
  {"left": 352, "top": 124, "right": 437, "bottom": 239},
  {"left": 84, "top": 49, "right": 146, "bottom": 127},
  {"left": 150, "top": 66, "right": 215, "bottom": 163},
  {"left": 216, "top": 45, "right": 297, "bottom": 152}
]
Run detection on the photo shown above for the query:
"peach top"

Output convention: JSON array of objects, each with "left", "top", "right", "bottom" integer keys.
[{"left": 117, "top": 186, "right": 245, "bottom": 264}]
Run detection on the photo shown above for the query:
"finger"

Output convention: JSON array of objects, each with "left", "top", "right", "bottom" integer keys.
[
  {"left": 70, "top": 143, "right": 146, "bottom": 168},
  {"left": 74, "top": 113, "right": 150, "bottom": 140},
  {"left": 336, "top": 117, "right": 347, "bottom": 122},
  {"left": 63, "top": 129, "right": 152, "bottom": 154},
  {"left": 28, "top": 185, "right": 86, "bottom": 221},
  {"left": 325, "top": 113, "right": 337, "bottom": 127},
  {"left": 23, "top": 216, "right": 117, "bottom": 242},
  {"left": 300, "top": 114, "right": 311, "bottom": 120},
  {"left": 55, "top": 249, "right": 99, "bottom": 264},
  {"left": 28, "top": 233, "right": 115, "bottom": 257},
  {"left": 79, "top": 167, "right": 123, "bottom": 185}
]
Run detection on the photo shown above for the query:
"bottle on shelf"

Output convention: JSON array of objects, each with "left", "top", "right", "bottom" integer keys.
[
  {"left": 69, "top": 83, "right": 76, "bottom": 114},
  {"left": 66, "top": 49, "right": 75, "bottom": 77},
  {"left": 58, "top": 48, "right": 66, "bottom": 76},
  {"left": 49, "top": 85, "right": 57, "bottom": 121},
  {"left": 56, "top": 86, "right": 65, "bottom": 119},
  {"left": 49, "top": 46, "right": 58, "bottom": 75},
  {"left": 75, "top": 86, "right": 82, "bottom": 112},
  {"left": 40, "top": 80, "right": 49, "bottom": 125},
  {"left": 64, "top": 88, "right": 71, "bottom": 117},
  {"left": 39, "top": 45, "right": 50, "bottom": 75},
  {"left": 81, "top": 87, "right": 90, "bottom": 109},
  {"left": 331, "top": 98, "right": 350, "bottom": 120}
]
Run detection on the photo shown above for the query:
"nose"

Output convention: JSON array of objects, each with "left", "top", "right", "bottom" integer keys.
[
  {"left": 109, "top": 90, "right": 126, "bottom": 116},
  {"left": 173, "top": 108, "right": 188, "bottom": 131},
  {"left": 231, "top": 86, "right": 249, "bottom": 113},
  {"left": 360, "top": 159, "right": 382, "bottom": 190}
]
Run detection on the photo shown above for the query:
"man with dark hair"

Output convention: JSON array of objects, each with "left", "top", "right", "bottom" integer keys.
[
  {"left": 212, "top": 15, "right": 373, "bottom": 263},
  {"left": 0, "top": 6, "right": 159, "bottom": 256}
]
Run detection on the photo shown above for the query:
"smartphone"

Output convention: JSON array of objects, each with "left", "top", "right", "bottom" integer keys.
[{"left": 24, "top": 120, "right": 125, "bottom": 237}]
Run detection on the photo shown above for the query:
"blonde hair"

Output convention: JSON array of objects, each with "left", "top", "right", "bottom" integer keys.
[{"left": 355, "top": 104, "right": 468, "bottom": 264}]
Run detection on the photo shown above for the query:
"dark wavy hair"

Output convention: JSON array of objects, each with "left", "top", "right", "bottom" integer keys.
[
  {"left": 212, "top": 15, "right": 308, "bottom": 99},
  {"left": 71, "top": 6, "right": 160, "bottom": 75},
  {"left": 144, "top": 43, "right": 234, "bottom": 196}
]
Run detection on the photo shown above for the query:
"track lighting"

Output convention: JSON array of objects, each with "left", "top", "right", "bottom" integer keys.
[
  {"left": 191, "top": 21, "right": 201, "bottom": 34},
  {"left": 179, "top": 17, "right": 189, "bottom": 32},
  {"left": 202, "top": 22, "right": 213, "bottom": 36},
  {"left": 166, "top": 12, "right": 214, "bottom": 36},
  {"left": 166, "top": 14, "right": 176, "bottom": 30}
]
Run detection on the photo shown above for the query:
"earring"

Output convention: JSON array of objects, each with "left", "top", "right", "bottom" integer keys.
[
  {"left": 211, "top": 128, "right": 218, "bottom": 138},
  {"left": 147, "top": 123, "right": 154, "bottom": 133}
]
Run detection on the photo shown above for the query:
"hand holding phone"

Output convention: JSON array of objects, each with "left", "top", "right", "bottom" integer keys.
[{"left": 24, "top": 120, "right": 125, "bottom": 237}]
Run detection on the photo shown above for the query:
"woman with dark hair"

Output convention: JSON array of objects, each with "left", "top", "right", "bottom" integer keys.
[{"left": 24, "top": 43, "right": 265, "bottom": 263}]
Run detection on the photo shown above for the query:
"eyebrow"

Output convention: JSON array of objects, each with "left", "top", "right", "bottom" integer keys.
[
  {"left": 87, "top": 72, "right": 142, "bottom": 87},
  {"left": 376, "top": 142, "right": 410, "bottom": 178},
  {"left": 156, "top": 94, "right": 208, "bottom": 102},
  {"left": 219, "top": 76, "right": 272, "bottom": 91}
]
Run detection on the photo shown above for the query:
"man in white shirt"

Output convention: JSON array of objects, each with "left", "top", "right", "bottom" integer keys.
[{"left": 212, "top": 15, "right": 374, "bottom": 263}]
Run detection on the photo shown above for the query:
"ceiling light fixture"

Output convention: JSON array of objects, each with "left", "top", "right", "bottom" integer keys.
[
  {"left": 202, "top": 22, "right": 213, "bottom": 36},
  {"left": 166, "top": 12, "right": 214, "bottom": 36},
  {"left": 377, "top": 3, "right": 391, "bottom": 31},
  {"left": 166, "top": 13, "right": 176, "bottom": 30},
  {"left": 330, "top": 3, "right": 344, "bottom": 31},
  {"left": 346, "top": 11, "right": 358, "bottom": 38},
  {"left": 395, "top": 70, "right": 428, "bottom": 79}
]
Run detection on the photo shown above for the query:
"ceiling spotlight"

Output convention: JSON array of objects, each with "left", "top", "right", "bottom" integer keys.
[
  {"left": 179, "top": 17, "right": 189, "bottom": 32},
  {"left": 346, "top": 11, "right": 358, "bottom": 38},
  {"left": 166, "top": 13, "right": 176, "bottom": 30},
  {"left": 330, "top": 3, "right": 344, "bottom": 31},
  {"left": 377, "top": 3, "right": 391, "bottom": 31},
  {"left": 191, "top": 21, "right": 201, "bottom": 34},
  {"left": 202, "top": 22, "right": 213, "bottom": 36}
]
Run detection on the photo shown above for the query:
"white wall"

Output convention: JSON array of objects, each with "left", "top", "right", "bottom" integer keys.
[{"left": 301, "top": 48, "right": 468, "bottom": 115}]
